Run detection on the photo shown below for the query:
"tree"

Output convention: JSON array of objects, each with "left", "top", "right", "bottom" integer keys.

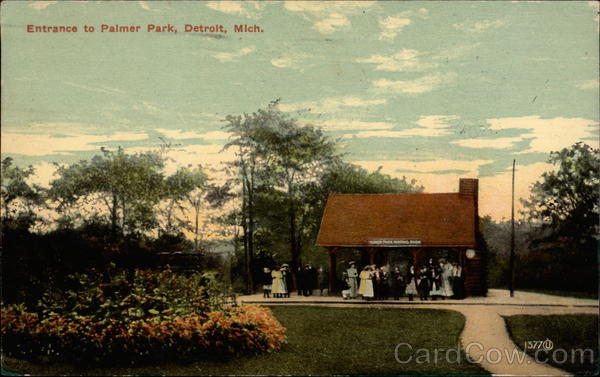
[
  {"left": 319, "top": 162, "right": 423, "bottom": 195},
  {"left": 49, "top": 147, "right": 169, "bottom": 236},
  {"left": 257, "top": 109, "right": 339, "bottom": 277},
  {"left": 1, "top": 157, "right": 44, "bottom": 226},
  {"left": 297, "top": 162, "right": 424, "bottom": 265},
  {"left": 521, "top": 142, "right": 599, "bottom": 249},
  {"left": 158, "top": 165, "right": 209, "bottom": 243},
  {"left": 223, "top": 101, "right": 340, "bottom": 290}
]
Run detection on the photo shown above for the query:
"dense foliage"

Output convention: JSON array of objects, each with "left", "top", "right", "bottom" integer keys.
[
  {"left": 1, "top": 269, "right": 285, "bottom": 364},
  {"left": 222, "top": 102, "right": 423, "bottom": 292},
  {"left": 522, "top": 142, "right": 599, "bottom": 248},
  {"left": 485, "top": 143, "right": 599, "bottom": 293}
]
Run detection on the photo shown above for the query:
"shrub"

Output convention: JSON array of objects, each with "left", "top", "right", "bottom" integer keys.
[
  {"left": 1, "top": 269, "right": 286, "bottom": 364},
  {"left": 1, "top": 304, "right": 285, "bottom": 364}
]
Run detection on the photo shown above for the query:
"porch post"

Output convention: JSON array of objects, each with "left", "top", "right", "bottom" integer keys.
[
  {"left": 368, "top": 248, "right": 376, "bottom": 265},
  {"left": 328, "top": 247, "right": 338, "bottom": 293}
]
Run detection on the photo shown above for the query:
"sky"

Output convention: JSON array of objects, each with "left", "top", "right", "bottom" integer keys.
[{"left": 1, "top": 0, "right": 599, "bottom": 221}]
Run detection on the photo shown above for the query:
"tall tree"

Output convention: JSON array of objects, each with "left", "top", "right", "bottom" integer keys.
[
  {"left": 1, "top": 157, "right": 44, "bottom": 224},
  {"left": 224, "top": 101, "right": 340, "bottom": 288},
  {"left": 521, "top": 142, "right": 599, "bottom": 250},
  {"left": 159, "top": 165, "right": 209, "bottom": 244},
  {"left": 49, "top": 147, "right": 169, "bottom": 236},
  {"left": 223, "top": 110, "right": 263, "bottom": 292}
]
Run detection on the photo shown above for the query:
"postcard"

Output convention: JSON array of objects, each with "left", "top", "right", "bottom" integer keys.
[{"left": 1, "top": 1, "right": 598, "bottom": 376}]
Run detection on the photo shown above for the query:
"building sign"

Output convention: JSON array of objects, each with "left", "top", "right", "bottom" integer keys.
[{"left": 367, "top": 238, "right": 422, "bottom": 247}]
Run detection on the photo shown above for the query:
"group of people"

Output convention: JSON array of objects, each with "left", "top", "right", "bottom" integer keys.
[
  {"left": 261, "top": 264, "right": 326, "bottom": 298},
  {"left": 342, "top": 259, "right": 465, "bottom": 301},
  {"left": 260, "top": 258, "right": 465, "bottom": 301}
]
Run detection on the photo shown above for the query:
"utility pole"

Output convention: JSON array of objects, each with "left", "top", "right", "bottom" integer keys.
[{"left": 509, "top": 159, "right": 516, "bottom": 297}]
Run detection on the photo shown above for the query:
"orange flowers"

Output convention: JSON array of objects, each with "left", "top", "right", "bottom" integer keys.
[{"left": 1, "top": 303, "right": 286, "bottom": 364}]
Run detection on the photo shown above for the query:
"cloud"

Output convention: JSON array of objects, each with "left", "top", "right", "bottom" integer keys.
[
  {"left": 128, "top": 143, "right": 236, "bottom": 178},
  {"left": 574, "top": 79, "right": 599, "bottom": 90},
  {"left": 197, "top": 131, "right": 233, "bottom": 140},
  {"left": 155, "top": 129, "right": 203, "bottom": 140},
  {"left": 211, "top": 46, "right": 256, "bottom": 62},
  {"left": 394, "top": 8, "right": 429, "bottom": 19},
  {"left": 416, "top": 115, "right": 460, "bottom": 128},
  {"left": 351, "top": 158, "right": 551, "bottom": 219},
  {"left": 284, "top": 1, "right": 375, "bottom": 34},
  {"left": 279, "top": 96, "right": 387, "bottom": 113},
  {"left": 356, "top": 49, "right": 433, "bottom": 72},
  {"left": 372, "top": 72, "right": 457, "bottom": 94},
  {"left": 28, "top": 1, "right": 57, "bottom": 10},
  {"left": 378, "top": 16, "right": 411, "bottom": 40},
  {"left": 155, "top": 129, "right": 232, "bottom": 140},
  {"left": 313, "top": 13, "right": 351, "bottom": 33},
  {"left": 432, "top": 43, "right": 481, "bottom": 60},
  {"left": 352, "top": 158, "right": 493, "bottom": 191},
  {"left": 453, "top": 20, "right": 505, "bottom": 33},
  {"left": 1, "top": 132, "right": 148, "bottom": 156},
  {"left": 450, "top": 137, "right": 524, "bottom": 149},
  {"left": 138, "top": 1, "right": 155, "bottom": 11},
  {"left": 343, "top": 115, "right": 458, "bottom": 138},
  {"left": 270, "top": 51, "right": 314, "bottom": 70},
  {"left": 206, "top": 1, "right": 266, "bottom": 19},
  {"left": 486, "top": 116, "right": 598, "bottom": 153},
  {"left": 65, "top": 82, "right": 126, "bottom": 96},
  {"left": 271, "top": 57, "right": 293, "bottom": 68},
  {"left": 312, "top": 119, "right": 394, "bottom": 131}
]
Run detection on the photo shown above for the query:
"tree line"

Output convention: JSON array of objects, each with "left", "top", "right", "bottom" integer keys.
[{"left": 1, "top": 101, "right": 598, "bottom": 297}]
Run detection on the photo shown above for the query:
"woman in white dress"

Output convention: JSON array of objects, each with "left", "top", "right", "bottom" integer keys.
[
  {"left": 441, "top": 261, "right": 454, "bottom": 298},
  {"left": 358, "top": 266, "right": 374, "bottom": 300},
  {"left": 271, "top": 267, "right": 286, "bottom": 298}
]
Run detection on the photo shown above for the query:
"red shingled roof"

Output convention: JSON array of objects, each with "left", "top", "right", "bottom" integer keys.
[{"left": 316, "top": 192, "right": 477, "bottom": 248}]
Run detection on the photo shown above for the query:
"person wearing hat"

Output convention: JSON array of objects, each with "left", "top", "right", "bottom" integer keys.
[
  {"left": 271, "top": 266, "right": 285, "bottom": 298},
  {"left": 262, "top": 267, "right": 272, "bottom": 298},
  {"left": 341, "top": 271, "right": 352, "bottom": 299},
  {"left": 417, "top": 265, "right": 430, "bottom": 301},
  {"left": 296, "top": 264, "right": 305, "bottom": 296},
  {"left": 317, "top": 265, "right": 327, "bottom": 296},
  {"left": 282, "top": 264, "right": 291, "bottom": 298},
  {"left": 405, "top": 265, "right": 418, "bottom": 301},
  {"left": 346, "top": 261, "right": 358, "bottom": 299},
  {"left": 358, "top": 265, "right": 374, "bottom": 300},
  {"left": 305, "top": 263, "right": 317, "bottom": 296}
]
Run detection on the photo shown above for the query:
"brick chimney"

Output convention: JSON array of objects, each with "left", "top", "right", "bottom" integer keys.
[
  {"left": 459, "top": 178, "right": 478, "bottom": 199},
  {"left": 459, "top": 177, "right": 479, "bottom": 239},
  {"left": 459, "top": 178, "right": 485, "bottom": 296}
]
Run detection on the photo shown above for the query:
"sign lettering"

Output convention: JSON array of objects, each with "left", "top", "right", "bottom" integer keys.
[{"left": 368, "top": 238, "right": 422, "bottom": 247}]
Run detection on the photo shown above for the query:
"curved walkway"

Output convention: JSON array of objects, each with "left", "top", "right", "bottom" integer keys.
[{"left": 240, "top": 289, "right": 598, "bottom": 376}]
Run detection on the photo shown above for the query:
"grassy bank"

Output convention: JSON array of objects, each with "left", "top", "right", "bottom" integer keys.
[
  {"left": 2, "top": 306, "right": 488, "bottom": 375},
  {"left": 504, "top": 314, "right": 598, "bottom": 375},
  {"left": 518, "top": 288, "right": 598, "bottom": 300}
]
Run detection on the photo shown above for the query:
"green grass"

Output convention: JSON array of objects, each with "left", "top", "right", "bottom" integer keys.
[
  {"left": 518, "top": 288, "right": 598, "bottom": 300},
  {"left": 504, "top": 314, "right": 599, "bottom": 375},
  {"left": 2, "top": 306, "right": 489, "bottom": 375}
]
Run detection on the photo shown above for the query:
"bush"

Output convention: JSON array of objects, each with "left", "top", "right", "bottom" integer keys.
[{"left": 1, "top": 269, "right": 286, "bottom": 365}]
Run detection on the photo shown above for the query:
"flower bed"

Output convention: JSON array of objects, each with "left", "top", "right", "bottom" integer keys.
[
  {"left": 1, "top": 269, "right": 286, "bottom": 364},
  {"left": 1, "top": 304, "right": 285, "bottom": 364}
]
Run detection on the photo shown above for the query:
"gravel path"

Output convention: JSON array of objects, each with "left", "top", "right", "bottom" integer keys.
[{"left": 240, "top": 289, "right": 598, "bottom": 376}]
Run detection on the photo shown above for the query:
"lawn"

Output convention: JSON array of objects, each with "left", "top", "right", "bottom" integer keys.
[
  {"left": 504, "top": 314, "right": 599, "bottom": 375},
  {"left": 2, "top": 306, "right": 488, "bottom": 376}
]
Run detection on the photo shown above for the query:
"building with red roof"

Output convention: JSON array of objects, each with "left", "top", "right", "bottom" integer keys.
[{"left": 316, "top": 178, "right": 486, "bottom": 296}]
